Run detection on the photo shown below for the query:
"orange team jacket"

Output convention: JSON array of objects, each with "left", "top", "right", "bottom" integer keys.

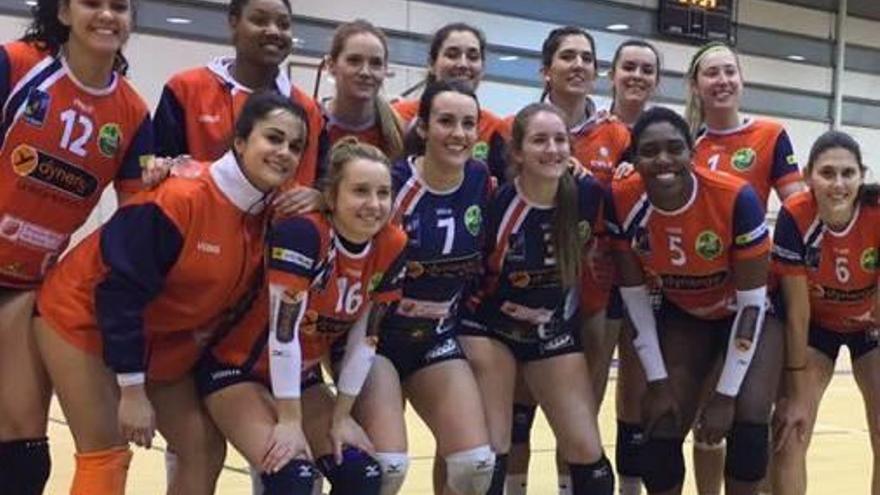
[
  {"left": 0, "top": 41, "right": 153, "bottom": 289},
  {"left": 154, "top": 56, "right": 322, "bottom": 187},
  {"left": 393, "top": 98, "right": 508, "bottom": 181},
  {"left": 772, "top": 191, "right": 880, "bottom": 332},
  {"left": 209, "top": 213, "right": 407, "bottom": 379},
  {"left": 693, "top": 118, "right": 801, "bottom": 206},
  {"left": 36, "top": 153, "right": 268, "bottom": 382},
  {"left": 608, "top": 167, "right": 770, "bottom": 320}
]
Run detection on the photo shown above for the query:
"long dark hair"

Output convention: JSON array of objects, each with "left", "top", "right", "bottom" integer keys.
[
  {"left": 609, "top": 39, "right": 661, "bottom": 114},
  {"left": 425, "top": 22, "right": 486, "bottom": 85},
  {"left": 22, "top": 0, "right": 135, "bottom": 74},
  {"left": 510, "top": 102, "right": 581, "bottom": 288},
  {"left": 806, "top": 130, "right": 879, "bottom": 205},
  {"left": 403, "top": 79, "right": 480, "bottom": 157},
  {"left": 539, "top": 26, "right": 597, "bottom": 102}
]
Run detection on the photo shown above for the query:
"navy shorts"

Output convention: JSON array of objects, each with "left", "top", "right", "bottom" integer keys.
[
  {"left": 378, "top": 324, "right": 467, "bottom": 381},
  {"left": 809, "top": 324, "right": 880, "bottom": 362},
  {"left": 195, "top": 352, "right": 325, "bottom": 398},
  {"left": 459, "top": 313, "right": 582, "bottom": 362}
]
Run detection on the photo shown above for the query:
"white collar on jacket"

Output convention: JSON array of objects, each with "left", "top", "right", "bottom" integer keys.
[{"left": 210, "top": 151, "right": 271, "bottom": 213}]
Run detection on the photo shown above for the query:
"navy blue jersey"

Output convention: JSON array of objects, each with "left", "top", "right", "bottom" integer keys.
[
  {"left": 470, "top": 175, "right": 604, "bottom": 334},
  {"left": 381, "top": 157, "right": 493, "bottom": 333}
]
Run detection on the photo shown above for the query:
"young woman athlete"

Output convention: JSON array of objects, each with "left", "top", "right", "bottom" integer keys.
[{"left": 0, "top": 0, "right": 152, "bottom": 492}]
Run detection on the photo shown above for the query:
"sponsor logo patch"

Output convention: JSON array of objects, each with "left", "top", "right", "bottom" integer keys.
[
  {"left": 14, "top": 147, "right": 98, "bottom": 199},
  {"left": 23, "top": 88, "right": 50, "bottom": 127},
  {"left": 0, "top": 214, "right": 66, "bottom": 251},
  {"left": 271, "top": 247, "right": 313, "bottom": 270}
]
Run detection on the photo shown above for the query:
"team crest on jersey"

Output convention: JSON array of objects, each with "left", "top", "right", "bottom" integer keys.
[
  {"left": 472, "top": 142, "right": 489, "bottom": 161},
  {"left": 695, "top": 230, "right": 723, "bottom": 260},
  {"left": 404, "top": 214, "right": 421, "bottom": 248},
  {"left": 98, "top": 123, "right": 123, "bottom": 157},
  {"left": 731, "top": 148, "right": 756, "bottom": 171},
  {"left": 506, "top": 231, "right": 526, "bottom": 262},
  {"left": 578, "top": 220, "right": 592, "bottom": 243},
  {"left": 464, "top": 205, "right": 482, "bottom": 236},
  {"left": 861, "top": 247, "right": 879, "bottom": 272},
  {"left": 23, "top": 88, "right": 50, "bottom": 127},
  {"left": 369, "top": 272, "right": 384, "bottom": 292}
]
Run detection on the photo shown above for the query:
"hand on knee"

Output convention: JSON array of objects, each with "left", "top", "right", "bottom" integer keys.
[
  {"left": 318, "top": 447, "right": 382, "bottom": 495},
  {"left": 71, "top": 446, "right": 132, "bottom": 495},
  {"left": 261, "top": 458, "right": 316, "bottom": 495},
  {"left": 725, "top": 422, "right": 769, "bottom": 482},
  {"left": 446, "top": 445, "right": 496, "bottom": 495},
  {"left": 374, "top": 452, "right": 408, "bottom": 495}
]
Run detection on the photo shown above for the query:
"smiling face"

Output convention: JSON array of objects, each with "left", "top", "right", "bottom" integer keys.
[
  {"left": 693, "top": 48, "right": 742, "bottom": 115},
  {"left": 328, "top": 158, "right": 393, "bottom": 243},
  {"left": 419, "top": 90, "right": 479, "bottom": 171},
  {"left": 544, "top": 34, "right": 596, "bottom": 99},
  {"left": 234, "top": 108, "right": 304, "bottom": 192},
  {"left": 59, "top": 0, "right": 132, "bottom": 57},
  {"left": 635, "top": 120, "right": 693, "bottom": 203},
  {"left": 612, "top": 45, "right": 659, "bottom": 108},
  {"left": 808, "top": 147, "right": 864, "bottom": 226},
  {"left": 230, "top": 0, "right": 293, "bottom": 67},
  {"left": 513, "top": 110, "right": 571, "bottom": 183},
  {"left": 328, "top": 32, "right": 386, "bottom": 103},
  {"left": 429, "top": 30, "right": 484, "bottom": 92}
]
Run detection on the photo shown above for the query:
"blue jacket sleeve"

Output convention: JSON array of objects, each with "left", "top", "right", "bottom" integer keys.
[
  {"left": 117, "top": 116, "right": 154, "bottom": 182},
  {"left": 153, "top": 85, "right": 188, "bottom": 158},
  {"left": 0, "top": 46, "right": 10, "bottom": 110},
  {"left": 95, "top": 203, "right": 184, "bottom": 374},
  {"left": 771, "top": 206, "right": 805, "bottom": 266},
  {"left": 732, "top": 185, "right": 770, "bottom": 251}
]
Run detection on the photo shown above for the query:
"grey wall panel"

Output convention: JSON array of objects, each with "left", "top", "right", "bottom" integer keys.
[{"left": 843, "top": 98, "right": 880, "bottom": 129}]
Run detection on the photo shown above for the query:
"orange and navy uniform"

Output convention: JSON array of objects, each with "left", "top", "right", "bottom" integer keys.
[
  {"left": 316, "top": 102, "right": 400, "bottom": 174},
  {"left": 693, "top": 118, "right": 800, "bottom": 206},
  {"left": 460, "top": 175, "right": 604, "bottom": 361},
  {"left": 393, "top": 98, "right": 508, "bottom": 182},
  {"left": 772, "top": 191, "right": 880, "bottom": 333},
  {"left": 569, "top": 112, "right": 632, "bottom": 316},
  {"left": 0, "top": 41, "right": 153, "bottom": 289},
  {"left": 608, "top": 167, "right": 770, "bottom": 320},
  {"left": 207, "top": 213, "right": 407, "bottom": 383},
  {"left": 154, "top": 56, "right": 322, "bottom": 187},
  {"left": 36, "top": 153, "right": 268, "bottom": 381}
]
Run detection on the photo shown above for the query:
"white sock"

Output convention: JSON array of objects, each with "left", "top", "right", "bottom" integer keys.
[
  {"left": 619, "top": 475, "right": 642, "bottom": 495},
  {"left": 558, "top": 474, "right": 573, "bottom": 495},
  {"left": 505, "top": 474, "right": 527, "bottom": 495}
]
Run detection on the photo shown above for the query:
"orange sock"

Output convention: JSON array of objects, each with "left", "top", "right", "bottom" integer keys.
[{"left": 71, "top": 446, "right": 133, "bottom": 495}]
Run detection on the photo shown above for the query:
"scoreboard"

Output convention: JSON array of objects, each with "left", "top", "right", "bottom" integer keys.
[{"left": 658, "top": 0, "right": 737, "bottom": 44}]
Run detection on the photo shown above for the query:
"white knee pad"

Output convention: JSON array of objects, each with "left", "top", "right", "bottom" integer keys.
[
  {"left": 445, "top": 445, "right": 495, "bottom": 495},
  {"left": 375, "top": 452, "right": 409, "bottom": 495}
]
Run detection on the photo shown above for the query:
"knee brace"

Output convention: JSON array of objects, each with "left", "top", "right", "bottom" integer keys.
[
  {"left": 511, "top": 403, "right": 538, "bottom": 445},
  {"left": 318, "top": 447, "right": 382, "bottom": 495},
  {"left": 725, "top": 422, "right": 769, "bottom": 482},
  {"left": 374, "top": 452, "right": 408, "bottom": 495},
  {"left": 261, "top": 459, "right": 316, "bottom": 495},
  {"left": 569, "top": 455, "right": 614, "bottom": 495},
  {"left": 71, "top": 446, "right": 132, "bottom": 495},
  {"left": 0, "top": 437, "right": 50, "bottom": 495},
  {"left": 445, "top": 445, "right": 495, "bottom": 495},
  {"left": 487, "top": 452, "right": 508, "bottom": 495},
  {"left": 615, "top": 421, "right": 644, "bottom": 478},
  {"left": 640, "top": 438, "right": 684, "bottom": 494}
]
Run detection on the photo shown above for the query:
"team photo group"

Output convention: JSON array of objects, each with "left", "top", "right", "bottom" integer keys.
[{"left": 0, "top": 0, "right": 876, "bottom": 494}]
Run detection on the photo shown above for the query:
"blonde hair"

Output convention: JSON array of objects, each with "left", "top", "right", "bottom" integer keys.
[
  {"left": 321, "top": 136, "right": 392, "bottom": 211},
  {"left": 684, "top": 41, "right": 740, "bottom": 138},
  {"left": 329, "top": 20, "right": 405, "bottom": 160}
]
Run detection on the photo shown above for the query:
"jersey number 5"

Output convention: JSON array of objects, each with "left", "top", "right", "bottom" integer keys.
[{"left": 668, "top": 234, "right": 686, "bottom": 266}]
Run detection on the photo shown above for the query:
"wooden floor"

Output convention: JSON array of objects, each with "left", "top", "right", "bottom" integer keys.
[{"left": 45, "top": 353, "right": 872, "bottom": 494}]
